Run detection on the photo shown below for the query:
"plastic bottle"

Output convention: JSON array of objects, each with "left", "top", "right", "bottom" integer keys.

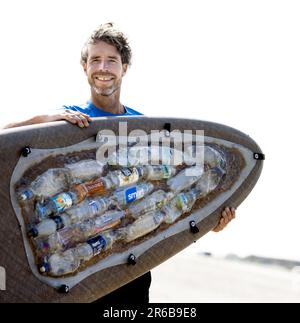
[
  {"left": 167, "top": 165, "right": 204, "bottom": 193},
  {"left": 17, "top": 168, "right": 70, "bottom": 202},
  {"left": 35, "top": 177, "right": 110, "bottom": 219},
  {"left": 163, "top": 167, "right": 225, "bottom": 224},
  {"left": 144, "top": 165, "right": 176, "bottom": 180},
  {"left": 17, "top": 159, "right": 103, "bottom": 202},
  {"left": 128, "top": 190, "right": 174, "bottom": 218},
  {"left": 35, "top": 210, "right": 125, "bottom": 253},
  {"left": 28, "top": 216, "right": 70, "bottom": 238},
  {"left": 63, "top": 196, "right": 111, "bottom": 225},
  {"left": 39, "top": 230, "right": 117, "bottom": 276},
  {"left": 195, "top": 167, "right": 225, "bottom": 194},
  {"left": 118, "top": 210, "right": 165, "bottom": 243},
  {"left": 107, "top": 146, "right": 183, "bottom": 167},
  {"left": 105, "top": 166, "right": 144, "bottom": 189},
  {"left": 185, "top": 145, "right": 226, "bottom": 170},
  {"left": 28, "top": 196, "right": 111, "bottom": 238},
  {"left": 112, "top": 182, "right": 154, "bottom": 206},
  {"left": 162, "top": 189, "right": 201, "bottom": 224},
  {"left": 65, "top": 159, "right": 104, "bottom": 184}
]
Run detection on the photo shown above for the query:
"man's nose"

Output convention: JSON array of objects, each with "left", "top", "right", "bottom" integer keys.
[{"left": 98, "top": 60, "right": 109, "bottom": 71}]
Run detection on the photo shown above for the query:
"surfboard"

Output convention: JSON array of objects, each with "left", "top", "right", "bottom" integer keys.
[{"left": 0, "top": 116, "right": 264, "bottom": 302}]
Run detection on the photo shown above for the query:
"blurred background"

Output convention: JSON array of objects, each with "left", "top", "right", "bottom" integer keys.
[{"left": 1, "top": 0, "right": 299, "bottom": 302}]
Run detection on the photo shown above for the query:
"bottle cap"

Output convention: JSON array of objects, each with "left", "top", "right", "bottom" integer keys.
[
  {"left": 18, "top": 189, "right": 33, "bottom": 201},
  {"left": 39, "top": 260, "right": 49, "bottom": 273},
  {"left": 27, "top": 227, "right": 38, "bottom": 238}
]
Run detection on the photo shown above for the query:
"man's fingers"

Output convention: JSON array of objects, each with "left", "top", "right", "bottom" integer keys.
[
  {"left": 63, "top": 112, "right": 90, "bottom": 128},
  {"left": 230, "top": 207, "right": 236, "bottom": 219},
  {"left": 80, "top": 113, "right": 92, "bottom": 122},
  {"left": 222, "top": 209, "right": 230, "bottom": 224}
]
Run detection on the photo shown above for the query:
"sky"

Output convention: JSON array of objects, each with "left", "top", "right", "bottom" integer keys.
[{"left": 0, "top": 0, "right": 299, "bottom": 261}]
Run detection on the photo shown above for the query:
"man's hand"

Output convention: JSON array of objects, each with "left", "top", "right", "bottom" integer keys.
[
  {"left": 212, "top": 207, "right": 236, "bottom": 232},
  {"left": 52, "top": 110, "right": 92, "bottom": 128}
]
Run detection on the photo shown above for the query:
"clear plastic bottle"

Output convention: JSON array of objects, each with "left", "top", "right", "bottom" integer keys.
[
  {"left": 63, "top": 196, "right": 111, "bottom": 225},
  {"left": 17, "top": 168, "right": 70, "bottom": 202},
  {"left": 167, "top": 165, "right": 204, "bottom": 193},
  {"left": 29, "top": 196, "right": 112, "bottom": 238},
  {"left": 162, "top": 204, "right": 183, "bottom": 224},
  {"left": 144, "top": 165, "right": 176, "bottom": 180},
  {"left": 17, "top": 159, "right": 103, "bottom": 202},
  {"left": 39, "top": 230, "right": 117, "bottom": 276},
  {"left": 185, "top": 145, "right": 226, "bottom": 170},
  {"left": 107, "top": 146, "right": 183, "bottom": 167},
  {"left": 195, "top": 167, "right": 225, "bottom": 194},
  {"left": 118, "top": 210, "right": 165, "bottom": 243},
  {"left": 65, "top": 159, "right": 104, "bottom": 184},
  {"left": 162, "top": 188, "right": 201, "bottom": 224},
  {"left": 112, "top": 182, "right": 154, "bottom": 206},
  {"left": 35, "top": 177, "right": 110, "bottom": 219},
  {"left": 28, "top": 216, "right": 70, "bottom": 238},
  {"left": 35, "top": 210, "right": 125, "bottom": 253},
  {"left": 106, "top": 166, "right": 144, "bottom": 189},
  {"left": 128, "top": 190, "right": 174, "bottom": 218},
  {"left": 163, "top": 167, "right": 225, "bottom": 224}
]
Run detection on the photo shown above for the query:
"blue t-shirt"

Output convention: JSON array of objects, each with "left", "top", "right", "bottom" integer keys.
[{"left": 63, "top": 101, "right": 143, "bottom": 117}]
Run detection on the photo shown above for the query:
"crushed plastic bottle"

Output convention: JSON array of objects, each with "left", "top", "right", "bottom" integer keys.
[
  {"left": 195, "top": 166, "right": 225, "bottom": 194},
  {"left": 118, "top": 210, "right": 165, "bottom": 243},
  {"left": 128, "top": 190, "right": 174, "bottom": 218},
  {"left": 112, "top": 182, "right": 154, "bottom": 206},
  {"left": 65, "top": 159, "right": 104, "bottom": 184},
  {"left": 167, "top": 165, "right": 204, "bottom": 193},
  {"left": 163, "top": 167, "right": 225, "bottom": 224},
  {"left": 28, "top": 216, "right": 70, "bottom": 238},
  {"left": 162, "top": 189, "right": 201, "bottom": 224},
  {"left": 35, "top": 210, "right": 125, "bottom": 253},
  {"left": 29, "top": 196, "right": 112, "bottom": 238},
  {"left": 107, "top": 146, "right": 184, "bottom": 166},
  {"left": 39, "top": 230, "right": 117, "bottom": 276},
  {"left": 185, "top": 145, "right": 226, "bottom": 169},
  {"left": 106, "top": 166, "right": 144, "bottom": 189},
  {"left": 35, "top": 177, "right": 110, "bottom": 219},
  {"left": 17, "top": 159, "right": 103, "bottom": 202},
  {"left": 63, "top": 196, "right": 111, "bottom": 225},
  {"left": 144, "top": 165, "right": 176, "bottom": 180},
  {"left": 17, "top": 168, "right": 70, "bottom": 202}
]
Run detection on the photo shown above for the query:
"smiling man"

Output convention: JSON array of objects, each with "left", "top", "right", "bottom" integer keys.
[
  {"left": 2, "top": 23, "right": 235, "bottom": 303},
  {"left": 64, "top": 25, "right": 142, "bottom": 119}
]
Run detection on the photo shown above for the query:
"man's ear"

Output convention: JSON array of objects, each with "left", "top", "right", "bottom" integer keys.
[
  {"left": 82, "top": 63, "right": 87, "bottom": 74},
  {"left": 122, "top": 64, "right": 128, "bottom": 76}
]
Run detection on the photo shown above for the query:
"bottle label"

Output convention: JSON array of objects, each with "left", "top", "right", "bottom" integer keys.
[
  {"left": 176, "top": 194, "right": 189, "bottom": 211},
  {"left": 125, "top": 187, "right": 144, "bottom": 204},
  {"left": 88, "top": 200, "right": 100, "bottom": 216},
  {"left": 52, "top": 193, "right": 73, "bottom": 212},
  {"left": 118, "top": 168, "right": 139, "bottom": 187},
  {"left": 161, "top": 165, "right": 171, "bottom": 178},
  {"left": 87, "top": 235, "right": 107, "bottom": 255}
]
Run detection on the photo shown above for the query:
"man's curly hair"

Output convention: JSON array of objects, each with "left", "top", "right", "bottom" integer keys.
[{"left": 81, "top": 22, "right": 132, "bottom": 66}]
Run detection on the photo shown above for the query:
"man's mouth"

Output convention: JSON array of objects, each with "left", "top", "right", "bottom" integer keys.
[{"left": 94, "top": 75, "right": 114, "bottom": 81}]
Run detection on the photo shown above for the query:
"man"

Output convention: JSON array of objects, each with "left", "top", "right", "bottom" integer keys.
[{"left": 3, "top": 23, "right": 235, "bottom": 302}]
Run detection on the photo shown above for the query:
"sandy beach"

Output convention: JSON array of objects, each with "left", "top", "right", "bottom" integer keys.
[{"left": 150, "top": 252, "right": 300, "bottom": 303}]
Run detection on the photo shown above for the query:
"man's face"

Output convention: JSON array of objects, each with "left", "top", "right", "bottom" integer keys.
[{"left": 83, "top": 41, "right": 128, "bottom": 97}]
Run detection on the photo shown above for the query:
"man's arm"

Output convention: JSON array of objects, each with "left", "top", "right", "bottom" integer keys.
[{"left": 2, "top": 110, "right": 92, "bottom": 129}]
